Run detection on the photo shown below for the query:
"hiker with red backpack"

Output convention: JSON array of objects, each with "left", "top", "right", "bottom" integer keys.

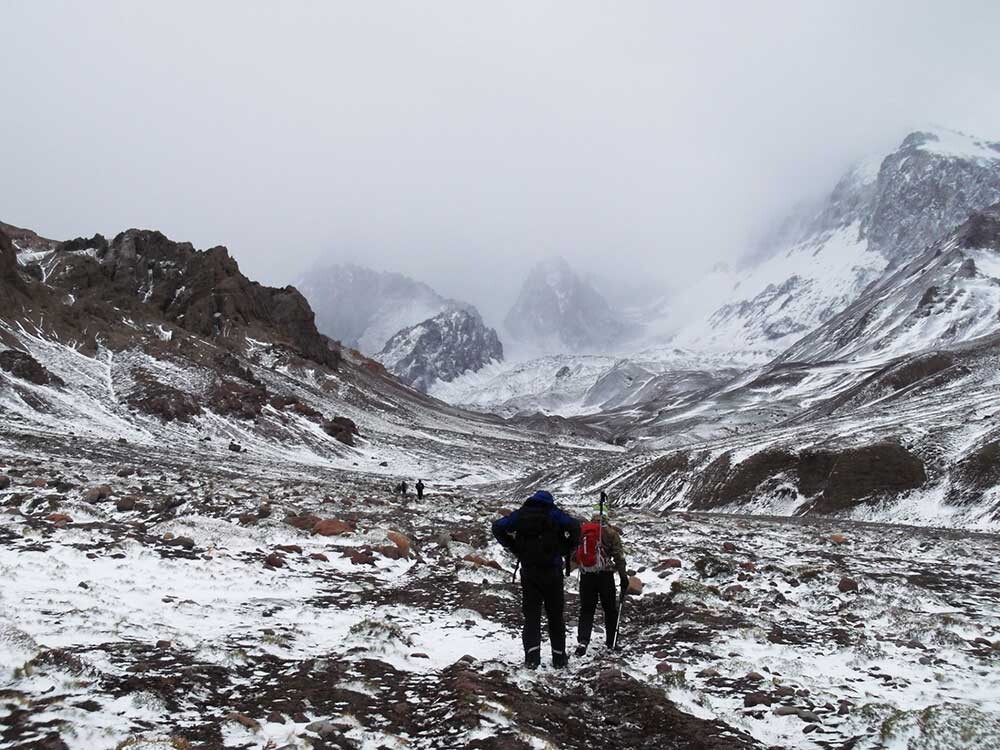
[
  {"left": 492, "top": 490, "right": 581, "bottom": 669},
  {"left": 574, "top": 491, "right": 629, "bottom": 656}
]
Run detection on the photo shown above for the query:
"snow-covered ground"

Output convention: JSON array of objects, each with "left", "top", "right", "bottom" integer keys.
[{"left": 2, "top": 438, "right": 998, "bottom": 749}]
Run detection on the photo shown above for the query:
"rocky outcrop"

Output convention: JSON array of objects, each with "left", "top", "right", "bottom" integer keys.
[
  {"left": 6, "top": 228, "right": 339, "bottom": 368},
  {"left": 377, "top": 308, "right": 503, "bottom": 392},
  {"left": 668, "top": 442, "right": 928, "bottom": 513},
  {"left": 0, "top": 350, "right": 64, "bottom": 386}
]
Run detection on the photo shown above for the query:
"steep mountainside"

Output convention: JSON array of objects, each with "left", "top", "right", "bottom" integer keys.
[
  {"left": 671, "top": 129, "right": 1000, "bottom": 356},
  {"left": 504, "top": 257, "right": 629, "bottom": 353},
  {"left": 543, "top": 205, "right": 1000, "bottom": 528},
  {"left": 780, "top": 204, "right": 1000, "bottom": 363},
  {"left": 0, "top": 222, "right": 609, "bottom": 483},
  {"left": 376, "top": 308, "right": 504, "bottom": 392},
  {"left": 295, "top": 264, "right": 457, "bottom": 354}
]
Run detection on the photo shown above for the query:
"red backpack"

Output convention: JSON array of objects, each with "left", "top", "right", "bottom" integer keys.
[{"left": 576, "top": 522, "right": 607, "bottom": 572}]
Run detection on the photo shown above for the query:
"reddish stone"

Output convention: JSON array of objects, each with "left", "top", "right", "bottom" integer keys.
[
  {"left": 312, "top": 519, "right": 353, "bottom": 537},
  {"left": 309, "top": 553, "right": 329, "bottom": 562},
  {"left": 46, "top": 513, "right": 72, "bottom": 524},
  {"left": 386, "top": 531, "right": 411, "bottom": 557}
]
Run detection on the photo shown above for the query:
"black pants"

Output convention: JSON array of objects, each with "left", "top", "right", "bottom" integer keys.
[
  {"left": 520, "top": 566, "right": 566, "bottom": 662},
  {"left": 578, "top": 571, "right": 618, "bottom": 648}
]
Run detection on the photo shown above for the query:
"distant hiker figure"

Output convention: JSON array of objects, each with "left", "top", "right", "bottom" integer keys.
[
  {"left": 574, "top": 496, "right": 628, "bottom": 656},
  {"left": 394, "top": 480, "right": 408, "bottom": 496},
  {"left": 493, "top": 490, "right": 581, "bottom": 669},
  {"left": 415, "top": 479, "right": 425, "bottom": 500}
]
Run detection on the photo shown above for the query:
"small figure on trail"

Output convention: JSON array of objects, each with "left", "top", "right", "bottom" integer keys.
[
  {"left": 574, "top": 494, "right": 628, "bottom": 657},
  {"left": 492, "top": 490, "right": 581, "bottom": 669},
  {"left": 394, "top": 480, "right": 408, "bottom": 496},
  {"left": 415, "top": 479, "right": 425, "bottom": 500}
]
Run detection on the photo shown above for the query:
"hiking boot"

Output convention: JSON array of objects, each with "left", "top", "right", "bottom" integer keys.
[
  {"left": 525, "top": 649, "right": 541, "bottom": 669},
  {"left": 574, "top": 644, "right": 589, "bottom": 658},
  {"left": 552, "top": 651, "right": 569, "bottom": 669}
]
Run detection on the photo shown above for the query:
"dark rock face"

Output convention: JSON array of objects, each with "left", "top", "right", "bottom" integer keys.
[
  {"left": 866, "top": 132, "right": 1000, "bottom": 263},
  {"left": 678, "top": 442, "right": 926, "bottom": 513},
  {"left": 377, "top": 308, "right": 503, "bottom": 392},
  {"left": 126, "top": 369, "right": 202, "bottom": 422},
  {"left": 0, "top": 350, "right": 64, "bottom": 386},
  {"left": 504, "top": 257, "right": 628, "bottom": 352},
  {"left": 0, "top": 227, "right": 18, "bottom": 282},
  {"left": 949, "top": 440, "right": 1000, "bottom": 505},
  {"left": 807, "top": 442, "right": 927, "bottom": 513},
  {"left": 34, "top": 229, "right": 338, "bottom": 368}
]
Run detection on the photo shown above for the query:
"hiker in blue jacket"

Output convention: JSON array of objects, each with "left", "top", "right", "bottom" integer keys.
[{"left": 493, "top": 490, "right": 581, "bottom": 668}]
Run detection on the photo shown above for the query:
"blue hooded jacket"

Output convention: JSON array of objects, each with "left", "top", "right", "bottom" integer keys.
[{"left": 492, "top": 490, "right": 581, "bottom": 570}]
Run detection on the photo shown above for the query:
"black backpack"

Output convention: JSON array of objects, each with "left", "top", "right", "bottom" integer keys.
[{"left": 514, "top": 505, "right": 564, "bottom": 568}]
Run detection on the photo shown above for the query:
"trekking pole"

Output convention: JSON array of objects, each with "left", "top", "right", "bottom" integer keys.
[
  {"left": 611, "top": 582, "right": 628, "bottom": 650},
  {"left": 511, "top": 559, "right": 520, "bottom": 584}
]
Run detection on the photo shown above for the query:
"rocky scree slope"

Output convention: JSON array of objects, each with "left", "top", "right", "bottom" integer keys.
[
  {"left": 671, "top": 128, "right": 1000, "bottom": 357},
  {"left": 553, "top": 207, "right": 1000, "bottom": 528},
  {"left": 376, "top": 307, "right": 503, "bottom": 393}
]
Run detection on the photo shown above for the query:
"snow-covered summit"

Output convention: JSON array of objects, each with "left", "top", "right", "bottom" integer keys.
[
  {"left": 376, "top": 307, "right": 503, "bottom": 392},
  {"left": 668, "top": 128, "right": 1000, "bottom": 357}
]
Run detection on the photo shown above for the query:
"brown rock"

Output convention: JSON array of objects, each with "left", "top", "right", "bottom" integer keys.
[
  {"left": 348, "top": 549, "right": 376, "bottom": 566},
  {"left": 838, "top": 577, "right": 859, "bottom": 593},
  {"left": 31, "top": 478, "right": 47, "bottom": 488},
  {"left": 655, "top": 662, "right": 673, "bottom": 674},
  {"left": 744, "top": 691, "right": 772, "bottom": 708},
  {"left": 312, "top": 519, "right": 353, "bottom": 536},
  {"left": 0, "top": 476, "right": 10, "bottom": 490},
  {"left": 659, "top": 558, "right": 683, "bottom": 569},
  {"left": 225, "top": 712, "right": 261, "bottom": 731},
  {"left": 461, "top": 553, "right": 502, "bottom": 571},
  {"left": 386, "top": 531, "right": 411, "bottom": 557},
  {"left": 156, "top": 640, "right": 171, "bottom": 650},
  {"left": 116, "top": 497, "right": 137, "bottom": 512},
  {"left": 309, "top": 553, "right": 329, "bottom": 562},
  {"left": 745, "top": 671, "right": 765, "bottom": 682},
  {"left": 274, "top": 544, "right": 302, "bottom": 554},
  {"left": 722, "top": 541, "right": 737, "bottom": 553},
  {"left": 83, "top": 485, "right": 113, "bottom": 503},
  {"left": 46, "top": 512, "right": 72, "bottom": 525},
  {"left": 626, "top": 575, "right": 644, "bottom": 596},
  {"left": 830, "top": 534, "right": 848, "bottom": 545},
  {"left": 264, "top": 552, "right": 285, "bottom": 568},
  {"left": 774, "top": 705, "right": 799, "bottom": 716},
  {"left": 739, "top": 561, "right": 756, "bottom": 572}
]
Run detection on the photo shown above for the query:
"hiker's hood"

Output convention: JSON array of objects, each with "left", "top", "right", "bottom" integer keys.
[{"left": 527, "top": 490, "right": 554, "bottom": 506}]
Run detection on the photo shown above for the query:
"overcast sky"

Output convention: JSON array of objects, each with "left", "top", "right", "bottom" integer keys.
[{"left": 4, "top": 1, "right": 1000, "bottom": 324}]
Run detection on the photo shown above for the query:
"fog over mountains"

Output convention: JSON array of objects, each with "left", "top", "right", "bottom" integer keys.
[{"left": 5, "top": 125, "right": 1000, "bottom": 749}]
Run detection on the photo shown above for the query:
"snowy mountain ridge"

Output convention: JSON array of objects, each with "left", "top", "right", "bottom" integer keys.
[
  {"left": 376, "top": 307, "right": 503, "bottom": 393},
  {"left": 668, "top": 128, "right": 1000, "bottom": 356}
]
